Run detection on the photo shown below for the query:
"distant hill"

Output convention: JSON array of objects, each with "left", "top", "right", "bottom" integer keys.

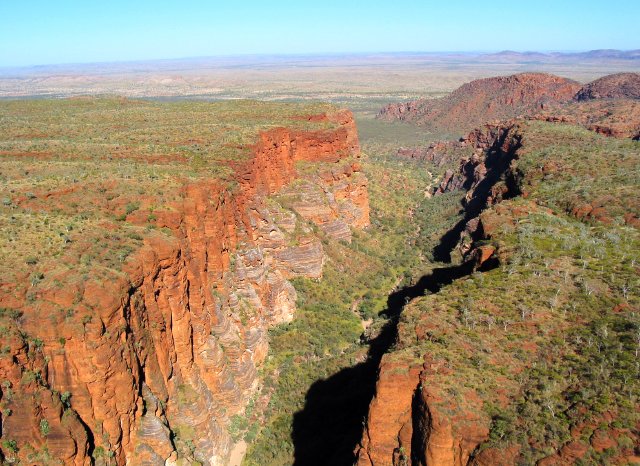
[
  {"left": 1, "top": 50, "right": 638, "bottom": 100},
  {"left": 573, "top": 49, "right": 640, "bottom": 59},
  {"left": 575, "top": 72, "right": 640, "bottom": 100},
  {"left": 378, "top": 71, "right": 640, "bottom": 135},
  {"left": 1, "top": 49, "right": 639, "bottom": 78},
  {"left": 486, "top": 49, "right": 640, "bottom": 61},
  {"left": 377, "top": 73, "right": 581, "bottom": 133}
]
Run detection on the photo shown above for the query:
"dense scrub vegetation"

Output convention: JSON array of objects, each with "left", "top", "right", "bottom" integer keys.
[{"left": 390, "top": 121, "right": 640, "bottom": 463}]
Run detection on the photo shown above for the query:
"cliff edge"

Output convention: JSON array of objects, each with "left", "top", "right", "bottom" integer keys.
[{"left": 0, "top": 100, "right": 369, "bottom": 465}]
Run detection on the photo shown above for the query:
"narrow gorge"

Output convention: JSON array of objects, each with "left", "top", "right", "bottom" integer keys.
[
  {"left": 353, "top": 89, "right": 640, "bottom": 464},
  {"left": 1, "top": 72, "right": 639, "bottom": 466},
  {"left": 287, "top": 74, "right": 640, "bottom": 465}
]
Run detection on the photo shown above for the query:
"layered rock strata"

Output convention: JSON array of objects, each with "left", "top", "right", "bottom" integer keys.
[{"left": 0, "top": 110, "right": 369, "bottom": 465}]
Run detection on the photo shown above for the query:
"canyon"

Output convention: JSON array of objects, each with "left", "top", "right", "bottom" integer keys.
[{"left": 1, "top": 70, "right": 639, "bottom": 466}]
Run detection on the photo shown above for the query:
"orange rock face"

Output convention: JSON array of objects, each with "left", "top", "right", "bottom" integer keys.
[
  {"left": 356, "top": 359, "right": 421, "bottom": 466},
  {"left": 0, "top": 110, "right": 369, "bottom": 464},
  {"left": 355, "top": 353, "right": 490, "bottom": 466}
]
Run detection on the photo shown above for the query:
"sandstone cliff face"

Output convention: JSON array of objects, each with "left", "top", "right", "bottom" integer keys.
[
  {"left": 356, "top": 361, "right": 421, "bottom": 466},
  {"left": 355, "top": 354, "right": 490, "bottom": 466},
  {"left": 433, "top": 123, "right": 522, "bottom": 197},
  {"left": 0, "top": 110, "right": 369, "bottom": 465}
]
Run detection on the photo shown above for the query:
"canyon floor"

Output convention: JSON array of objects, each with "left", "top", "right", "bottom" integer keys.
[{"left": 1, "top": 55, "right": 639, "bottom": 465}]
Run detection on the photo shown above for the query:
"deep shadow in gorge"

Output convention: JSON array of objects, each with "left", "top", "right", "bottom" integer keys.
[
  {"left": 290, "top": 258, "right": 476, "bottom": 466},
  {"left": 433, "top": 127, "right": 522, "bottom": 263},
  {"left": 290, "top": 124, "right": 522, "bottom": 465}
]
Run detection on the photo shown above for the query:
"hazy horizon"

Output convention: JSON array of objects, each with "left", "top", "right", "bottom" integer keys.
[
  {"left": 1, "top": 49, "right": 639, "bottom": 74},
  {"left": 1, "top": 0, "right": 639, "bottom": 67}
]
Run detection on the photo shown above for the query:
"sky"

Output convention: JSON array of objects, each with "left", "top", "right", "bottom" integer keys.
[{"left": 0, "top": 0, "right": 638, "bottom": 67}]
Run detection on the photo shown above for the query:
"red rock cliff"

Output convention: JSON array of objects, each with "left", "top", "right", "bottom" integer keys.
[{"left": 0, "top": 110, "right": 369, "bottom": 465}]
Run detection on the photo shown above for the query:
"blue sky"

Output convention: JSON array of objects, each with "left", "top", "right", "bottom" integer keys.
[{"left": 0, "top": 0, "right": 638, "bottom": 67}]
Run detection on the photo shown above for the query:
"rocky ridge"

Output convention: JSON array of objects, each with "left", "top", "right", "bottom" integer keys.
[
  {"left": 392, "top": 74, "right": 640, "bottom": 199},
  {"left": 575, "top": 72, "right": 640, "bottom": 100},
  {"left": 378, "top": 72, "right": 640, "bottom": 138},
  {"left": 377, "top": 73, "right": 581, "bottom": 134}
]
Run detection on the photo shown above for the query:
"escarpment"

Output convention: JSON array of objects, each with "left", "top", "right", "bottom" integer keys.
[{"left": 0, "top": 102, "right": 369, "bottom": 464}]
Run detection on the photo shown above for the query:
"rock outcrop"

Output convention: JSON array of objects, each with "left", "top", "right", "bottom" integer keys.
[
  {"left": 377, "top": 73, "right": 581, "bottom": 134},
  {"left": 396, "top": 142, "right": 466, "bottom": 167},
  {"left": 433, "top": 123, "right": 522, "bottom": 199},
  {"left": 533, "top": 98, "right": 640, "bottom": 139},
  {"left": 574, "top": 72, "right": 640, "bottom": 100},
  {"left": 0, "top": 108, "right": 369, "bottom": 465},
  {"left": 356, "top": 361, "right": 421, "bottom": 466}
]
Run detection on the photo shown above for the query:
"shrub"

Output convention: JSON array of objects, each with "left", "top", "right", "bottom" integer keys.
[
  {"left": 2, "top": 439, "right": 18, "bottom": 453},
  {"left": 39, "top": 418, "right": 50, "bottom": 437}
]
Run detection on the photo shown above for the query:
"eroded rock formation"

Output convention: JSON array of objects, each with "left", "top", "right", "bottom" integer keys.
[
  {"left": 0, "top": 110, "right": 369, "bottom": 465},
  {"left": 355, "top": 114, "right": 640, "bottom": 465}
]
